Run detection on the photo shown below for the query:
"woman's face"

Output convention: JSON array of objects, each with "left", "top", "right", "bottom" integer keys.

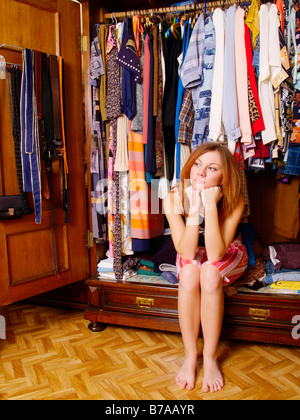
[{"left": 189, "top": 150, "right": 223, "bottom": 192}]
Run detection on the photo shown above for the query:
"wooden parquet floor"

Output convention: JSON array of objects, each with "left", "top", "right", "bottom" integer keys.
[{"left": 0, "top": 303, "right": 300, "bottom": 400}]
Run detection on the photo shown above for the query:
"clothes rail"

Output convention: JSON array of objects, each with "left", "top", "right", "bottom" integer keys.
[
  {"left": 103, "top": 0, "right": 246, "bottom": 20},
  {"left": 0, "top": 44, "right": 23, "bottom": 52},
  {"left": 0, "top": 45, "right": 23, "bottom": 68},
  {"left": 3, "top": 62, "right": 22, "bottom": 68}
]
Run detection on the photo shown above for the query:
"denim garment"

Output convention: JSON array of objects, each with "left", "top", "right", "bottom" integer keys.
[
  {"left": 264, "top": 259, "right": 300, "bottom": 284},
  {"left": 181, "top": 13, "right": 205, "bottom": 108},
  {"left": 192, "top": 13, "right": 216, "bottom": 149}
]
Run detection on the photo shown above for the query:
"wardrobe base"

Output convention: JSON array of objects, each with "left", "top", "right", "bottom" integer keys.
[{"left": 84, "top": 277, "right": 300, "bottom": 347}]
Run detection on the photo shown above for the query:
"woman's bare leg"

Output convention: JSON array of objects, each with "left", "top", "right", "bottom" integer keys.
[
  {"left": 176, "top": 264, "right": 201, "bottom": 390},
  {"left": 200, "top": 264, "right": 224, "bottom": 393}
]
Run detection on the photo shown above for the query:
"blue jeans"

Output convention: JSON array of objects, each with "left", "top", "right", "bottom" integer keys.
[{"left": 192, "top": 14, "right": 215, "bottom": 149}]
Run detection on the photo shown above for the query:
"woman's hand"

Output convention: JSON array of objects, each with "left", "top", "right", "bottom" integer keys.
[
  {"left": 185, "top": 185, "right": 202, "bottom": 216},
  {"left": 201, "top": 186, "right": 222, "bottom": 210}
]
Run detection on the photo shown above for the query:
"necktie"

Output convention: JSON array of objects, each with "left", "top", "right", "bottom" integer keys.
[{"left": 20, "top": 49, "right": 42, "bottom": 224}]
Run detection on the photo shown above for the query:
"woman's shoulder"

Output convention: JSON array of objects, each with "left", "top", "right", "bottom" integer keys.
[
  {"left": 237, "top": 193, "right": 245, "bottom": 209},
  {"left": 226, "top": 193, "right": 245, "bottom": 221}
]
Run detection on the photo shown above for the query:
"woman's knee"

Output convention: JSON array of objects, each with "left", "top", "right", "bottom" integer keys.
[
  {"left": 178, "top": 264, "right": 200, "bottom": 293},
  {"left": 200, "top": 264, "right": 223, "bottom": 294}
]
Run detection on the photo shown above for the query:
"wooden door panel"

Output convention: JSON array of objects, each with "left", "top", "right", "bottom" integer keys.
[
  {"left": 0, "top": 0, "right": 90, "bottom": 305},
  {"left": 5, "top": 221, "right": 69, "bottom": 286},
  {"left": 0, "top": 2, "right": 59, "bottom": 54}
]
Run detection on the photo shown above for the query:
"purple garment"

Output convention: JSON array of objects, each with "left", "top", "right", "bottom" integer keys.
[{"left": 263, "top": 242, "right": 300, "bottom": 269}]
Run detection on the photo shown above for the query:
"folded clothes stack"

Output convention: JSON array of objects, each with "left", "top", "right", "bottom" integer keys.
[
  {"left": 97, "top": 256, "right": 140, "bottom": 281},
  {"left": 262, "top": 243, "right": 300, "bottom": 293},
  {"left": 97, "top": 230, "right": 179, "bottom": 284}
]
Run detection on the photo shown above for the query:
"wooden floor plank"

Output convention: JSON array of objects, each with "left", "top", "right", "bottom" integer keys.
[{"left": 0, "top": 302, "right": 300, "bottom": 400}]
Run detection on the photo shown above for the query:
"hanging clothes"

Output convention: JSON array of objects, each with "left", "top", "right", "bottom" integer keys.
[
  {"left": 98, "top": 24, "right": 109, "bottom": 122},
  {"left": 209, "top": 7, "right": 225, "bottom": 142},
  {"left": 235, "top": 6, "right": 252, "bottom": 145},
  {"left": 192, "top": 13, "right": 216, "bottom": 149},
  {"left": 144, "top": 24, "right": 156, "bottom": 176},
  {"left": 244, "top": 23, "right": 265, "bottom": 137},
  {"left": 174, "top": 20, "right": 191, "bottom": 181},
  {"left": 163, "top": 21, "right": 183, "bottom": 180},
  {"left": 106, "top": 25, "right": 123, "bottom": 277},
  {"left": 128, "top": 123, "right": 164, "bottom": 251},
  {"left": 258, "top": 4, "right": 280, "bottom": 145},
  {"left": 90, "top": 1, "right": 300, "bottom": 277},
  {"left": 222, "top": 5, "right": 241, "bottom": 150},
  {"left": 90, "top": 24, "right": 107, "bottom": 243},
  {"left": 116, "top": 19, "right": 140, "bottom": 120},
  {"left": 246, "top": 0, "right": 260, "bottom": 50},
  {"left": 154, "top": 22, "right": 164, "bottom": 178}
]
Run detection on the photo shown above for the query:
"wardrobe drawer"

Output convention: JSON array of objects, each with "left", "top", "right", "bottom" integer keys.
[
  {"left": 85, "top": 279, "right": 300, "bottom": 345},
  {"left": 100, "top": 282, "right": 178, "bottom": 318},
  {"left": 224, "top": 292, "right": 300, "bottom": 328}
]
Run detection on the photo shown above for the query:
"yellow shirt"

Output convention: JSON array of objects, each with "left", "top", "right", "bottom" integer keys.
[{"left": 246, "top": 0, "right": 260, "bottom": 49}]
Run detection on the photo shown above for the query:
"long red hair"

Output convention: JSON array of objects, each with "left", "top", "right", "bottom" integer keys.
[{"left": 179, "top": 143, "right": 241, "bottom": 222}]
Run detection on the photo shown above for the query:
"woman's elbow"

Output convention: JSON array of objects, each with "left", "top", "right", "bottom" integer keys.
[
  {"left": 177, "top": 247, "right": 197, "bottom": 261},
  {"left": 206, "top": 248, "right": 227, "bottom": 263},
  {"left": 208, "top": 255, "right": 224, "bottom": 263}
]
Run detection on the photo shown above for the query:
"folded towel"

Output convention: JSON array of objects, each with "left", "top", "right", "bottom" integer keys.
[
  {"left": 98, "top": 269, "right": 137, "bottom": 281},
  {"left": 98, "top": 257, "right": 114, "bottom": 269},
  {"left": 159, "top": 263, "right": 177, "bottom": 273}
]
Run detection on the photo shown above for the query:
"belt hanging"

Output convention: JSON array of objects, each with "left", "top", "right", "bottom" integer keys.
[
  {"left": 48, "top": 160, "right": 59, "bottom": 276},
  {"left": 40, "top": 52, "right": 58, "bottom": 161},
  {"left": 58, "top": 56, "right": 70, "bottom": 223},
  {"left": 35, "top": 51, "right": 59, "bottom": 276},
  {"left": 49, "top": 55, "right": 63, "bottom": 146},
  {"left": 35, "top": 51, "right": 50, "bottom": 200}
]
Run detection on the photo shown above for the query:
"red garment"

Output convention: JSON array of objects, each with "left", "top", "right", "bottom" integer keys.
[
  {"left": 253, "top": 139, "right": 270, "bottom": 159},
  {"left": 244, "top": 24, "right": 265, "bottom": 136},
  {"left": 276, "top": 0, "right": 285, "bottom": 36}
]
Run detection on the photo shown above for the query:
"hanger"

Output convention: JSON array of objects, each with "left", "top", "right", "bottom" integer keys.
[
  {"left": 165, "top": 17, "right": 182, "bottom": 40},
  {"left": 180, "top": 13, "right": 188, "bottom": 25},
  {"left": 3, "top": 62, "right": 22, "bottom": 68},
  {"left": 145, "top": 17, "right": 153, "bottom": 27},
  {"left": 111, "top": 12, "right": 117, "bottom": 25},
  {"left": 191, "top": 9, "right": 201, "bottom": 29}
]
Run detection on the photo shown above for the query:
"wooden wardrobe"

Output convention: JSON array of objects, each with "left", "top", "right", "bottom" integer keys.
[{"left": 0, "top": 0, "right": 299, "bottom": 347}]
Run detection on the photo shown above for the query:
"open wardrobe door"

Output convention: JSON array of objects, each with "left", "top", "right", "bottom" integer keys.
[{"left": 0, "top": 0, "right": 90, "bottom": 306}]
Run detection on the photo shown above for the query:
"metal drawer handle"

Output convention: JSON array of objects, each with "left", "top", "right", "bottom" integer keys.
[
  {"left": 136, "top": 297, "right": 154, "bottom": 309},
  {"left": 249, "top": 308, "right": 270, "bottom": 321}
]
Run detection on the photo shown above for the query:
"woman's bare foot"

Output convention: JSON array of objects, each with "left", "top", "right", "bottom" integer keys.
[
  {"left": 176, "top": 354, "right": 198, "bottom": 391},
  {"left": 202, "top": 357, "right": 224, "bottom": 393}
]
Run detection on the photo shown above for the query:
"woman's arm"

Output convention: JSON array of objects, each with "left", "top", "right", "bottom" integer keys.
[
  {"left": 203, "top": 188, "right": 245, "bottom": 262},
  {"left": 163, "top": 190, "right": 200, "bottom": 260}
]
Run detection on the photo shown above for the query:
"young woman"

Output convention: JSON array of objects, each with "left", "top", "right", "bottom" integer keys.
[{"left": 164, "top": 142, "right": 248, "bottom": 393}]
